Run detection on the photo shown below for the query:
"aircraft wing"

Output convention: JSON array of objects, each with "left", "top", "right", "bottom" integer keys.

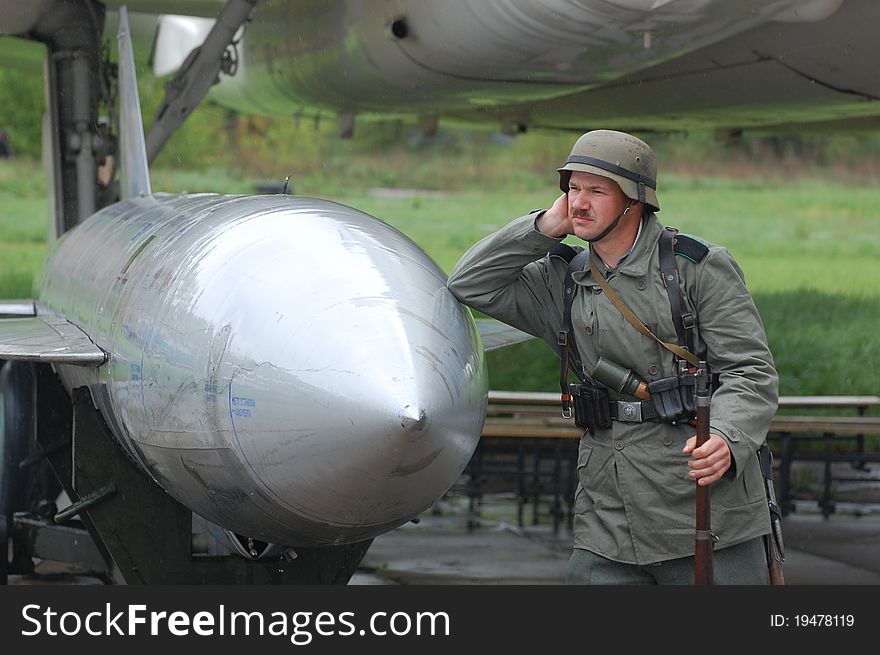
[
  {"left": 476, "top": 319, "right": 535, "bottom": 352},
  {"left": 0, "top": 300, "right": 36, "bottom": 318},
  {"left": 0, "top": 306, "right": 106, "bottom": 365}
]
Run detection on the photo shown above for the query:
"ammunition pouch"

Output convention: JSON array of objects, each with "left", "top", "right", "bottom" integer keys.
[
  {"left": 647, "top": 374, "right": 697, "bottom": 423},
  {"left": 647, "top": 370, "right": 721, "bottom": 423},
  {"left": 569, "top": 382, "right": 612, "bottom": 432}
]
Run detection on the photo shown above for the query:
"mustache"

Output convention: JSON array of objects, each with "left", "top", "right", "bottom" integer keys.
[{"left": 572, "top": 210, "right": 592, "bottom": 219}]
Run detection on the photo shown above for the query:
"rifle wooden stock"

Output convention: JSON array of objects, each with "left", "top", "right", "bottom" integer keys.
[
  {"left": 765, "top": 523, "right": 786, "bottom": 585},
  {"left": 768, "top": 555, "right": 785, "bottom": 585},
  {"left": 694, "top": 364, "right": 714, "bottom": 585}
]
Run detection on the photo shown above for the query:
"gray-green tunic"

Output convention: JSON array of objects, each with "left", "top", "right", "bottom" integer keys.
[{"left": 448, "top": 212, "right": 776, "bottom": 565}]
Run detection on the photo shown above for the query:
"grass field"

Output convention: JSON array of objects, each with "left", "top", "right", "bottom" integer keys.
[{"left": 1, "top": 157, "right": 878, "bottom": 396}]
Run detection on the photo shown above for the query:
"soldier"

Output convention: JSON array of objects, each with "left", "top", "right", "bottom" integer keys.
[{"left": 448, "top": 130, "right": 778, "bottom": 584}]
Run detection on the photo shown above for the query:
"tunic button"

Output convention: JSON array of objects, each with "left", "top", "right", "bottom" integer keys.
[
  {"left": 592, "top": 287, "right": 602, "bottom": 295},
  {"left": 584, "top": 326, "right": 593, "bottom": 335},
  {"left": 636, "top": 279, "right": 647, "bottom": 290},
  {"left": 648, "top": 364, "right": 659, "bottom": 375},
  {"left": 614, "top": 440, "right": 624, "bottom": 451},
  {"left": 663, "top": 436, "right": 673, "bottom": 446}
]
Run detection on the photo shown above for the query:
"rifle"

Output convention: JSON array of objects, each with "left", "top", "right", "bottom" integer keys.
[
  {"left": 759, "top": 444, "right": 786, "bottom": 585},
  {"left": 694, "top": 362, "right": 714, "bottom": 585}
]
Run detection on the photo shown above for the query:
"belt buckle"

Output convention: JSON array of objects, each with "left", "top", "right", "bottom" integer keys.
[{"left": 618, "top": 401, "right": 642, "bottom": 422}]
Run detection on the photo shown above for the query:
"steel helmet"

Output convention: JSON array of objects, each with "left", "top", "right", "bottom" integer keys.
[{"left": 558, "top": 130, "right": 660, "bottom": 212}]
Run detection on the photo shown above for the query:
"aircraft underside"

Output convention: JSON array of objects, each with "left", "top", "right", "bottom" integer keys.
[{"left": 2, "top": 0, "right": 878, "bottom": 135}]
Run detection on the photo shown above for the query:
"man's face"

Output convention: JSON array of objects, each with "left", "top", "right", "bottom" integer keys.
[{"left": 566, "top": 170, "right": 631, "bottom": 242}]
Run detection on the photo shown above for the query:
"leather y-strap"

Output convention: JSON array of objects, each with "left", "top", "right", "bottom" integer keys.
[
  {"left": 658, "top": 227, "right": 696, "bottom": 353},
  {"left": 558, "top": 249, "right": 590, "bottom": 416},
  {"left": 589, "top": 254, "right": 700, "bottom": 367}
]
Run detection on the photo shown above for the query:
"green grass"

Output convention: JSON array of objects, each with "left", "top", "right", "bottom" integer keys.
[
  {"left": 1, "top": 158, "right": 878, "bottom": 396},
  {"left": 0, "top": 160, "right": 48, "bottom": 297},
  {"left": 149, "top": 168, "right": 261, "bottom": 195},
  {"left": 0, "top": 244, "right": 45, "bottom": 298},
  {"left": 758, "top": 292, "right": 880, "bottom": 397},
  {"left": 658, "top": 176, "right": 879, "bottom": 296}
]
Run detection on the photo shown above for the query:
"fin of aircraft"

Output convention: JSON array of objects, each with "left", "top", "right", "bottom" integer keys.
[
  {"left": 0, "top": 314, "right": 106, "bottom": 365},
  {"left": 117, "top": 5, "right": 152, "bottom": 200}
]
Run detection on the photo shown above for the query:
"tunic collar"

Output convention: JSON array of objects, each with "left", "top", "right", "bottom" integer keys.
[
  {"left": 616, "top": 212, "right": 662, "bottom": 278},
  {"left": 573, "top": 213, "right": 662, "bottom": 282}
]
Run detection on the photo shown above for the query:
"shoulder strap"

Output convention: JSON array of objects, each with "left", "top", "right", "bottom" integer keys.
[
  {"left": 673, "top": 234, "right": 710, "bottom": 264},
  {"left": 549, "top": 242, "right": 580, "bottom": 263}
]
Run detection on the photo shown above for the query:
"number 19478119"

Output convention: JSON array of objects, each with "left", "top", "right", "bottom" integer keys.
[{"left": 771, "top": 614, "right": 855, "bottom": 628}]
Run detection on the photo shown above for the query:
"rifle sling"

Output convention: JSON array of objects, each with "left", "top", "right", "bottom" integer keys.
[{"left": 589, "top": 255, "right": 700, "bottom": 367}]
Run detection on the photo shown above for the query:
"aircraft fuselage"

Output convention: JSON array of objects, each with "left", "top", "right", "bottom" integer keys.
[{"left": 38, "top": 192, "right": 487, "bottom": 546}]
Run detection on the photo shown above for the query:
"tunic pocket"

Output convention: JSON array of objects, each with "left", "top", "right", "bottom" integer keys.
[
  {"left": 719, "top": 458, "right": 766, "bottom": 508},
  {"left": 576, "top": 443, "right": 593, "bottom": 477},
  {"left": 574, "top": 444, "right": 594, "bottom": 513}
]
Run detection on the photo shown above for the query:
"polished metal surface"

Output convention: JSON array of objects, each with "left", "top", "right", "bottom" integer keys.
[
  {"left": 209, "top": 0, "right": 820, "bottom": 116},
  {"left": 116, "top": 7, "right": 152, "bottom": 201},
  {"left": 1, "top": 1, "right": 872, "bottom": 134},
  {"left": 0, "top": 316, "right": 106, "bottom": 364},
  {"left": 37, "top": 193, "right": 487, "bottom": 546},
  {"left": 162, "top": 0, "right": 871, "bottom": 133},
  {"left": 2, "top": 1, "right": 870, "bottom": 134}
]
